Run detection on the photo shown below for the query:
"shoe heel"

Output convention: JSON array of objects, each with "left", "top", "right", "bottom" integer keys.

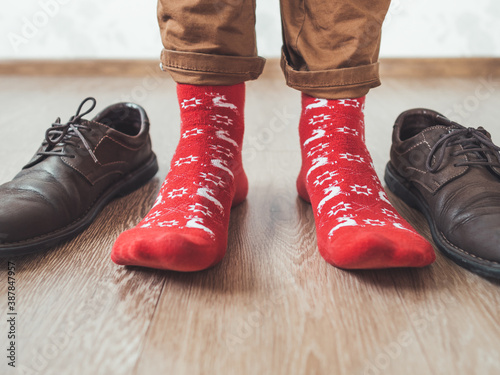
[
  {"left": 117, "top": 154, "right": 159, "bottom": 197},
  {"left": 384, "top": 162, "right": 420, "bottom": 210}
]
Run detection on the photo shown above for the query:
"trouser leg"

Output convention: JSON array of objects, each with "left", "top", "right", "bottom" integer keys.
[
  {"left": 157, "top": 0, "right": 266, "bottom": 85},
  {"left": 280, "top": 0, "right": 391, "bottom": 99}
]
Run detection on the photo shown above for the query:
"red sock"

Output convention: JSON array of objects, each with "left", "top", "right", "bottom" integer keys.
[
  {"left": 111, "top": 83, "right": 248, "bottom": 271},
  {"left": 297, "top": 94, "right": 435, "bottom": 269}
]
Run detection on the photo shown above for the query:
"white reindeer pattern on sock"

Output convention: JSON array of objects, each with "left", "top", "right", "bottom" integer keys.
[
  {"left": 317, "top": 183, "right": 345, "bottom": 214},
  {"left": 209, "top": 93, "right": 239, "bottom": 113},
  {"left": 302, "top": 98, "right": 411, "bottom": 236},
  {"left": 139, "top": 89, "right": 240, "bottom": 237},
  {"left": 328, "top": 215, "right": 358, "bottom": 236},
  {"left": 185, "top": 216, "right": 214, "bottom": 236},
  {"left": 305, "top": 98, "right": 330, "bottom": 111},
  {"left": 306, "top": 156, "right": 329, "bottom": 180},
  {"left": 304, "top": 129, "right": 326, "bottom": 146},
  {"left": 216, "top": 130, "right": 239, "bottom": 147}
]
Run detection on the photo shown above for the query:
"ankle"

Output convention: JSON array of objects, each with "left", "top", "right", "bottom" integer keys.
[{"left": 297, "top": 94, "right": 366, "bottom": 195}]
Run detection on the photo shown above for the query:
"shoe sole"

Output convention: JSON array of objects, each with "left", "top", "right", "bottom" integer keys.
[
  {"left": 384, "top": 162, "right": 500, "bottom": 279},
  {"left": 0, "top": 153, "right": 159, "bottom": 257}
]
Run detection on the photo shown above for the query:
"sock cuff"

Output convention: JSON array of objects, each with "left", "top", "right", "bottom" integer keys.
[
  {"left": 177, "top": 83, "right": 245, "bottom": 107},
  {"left": 301, "top": 92, "right": 366, "bottom": 103},
  {"left": 300, "top": 94, "right": 366, "bottom": 131}
]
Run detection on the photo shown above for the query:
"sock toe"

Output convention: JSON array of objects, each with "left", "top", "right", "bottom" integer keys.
[
  {"left": 111, "top": 83, "right": 246, "bottom": 272},
  {"left": 111, "top": 228, "right": 224, "bottom": 272},
  {"left": 318, "top": 226, "right": 435, "bottom": 269}
]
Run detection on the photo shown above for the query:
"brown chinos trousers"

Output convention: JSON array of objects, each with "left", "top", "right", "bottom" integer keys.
[{"left": 157, "top": 0, "right": 391, "bottom": 99}]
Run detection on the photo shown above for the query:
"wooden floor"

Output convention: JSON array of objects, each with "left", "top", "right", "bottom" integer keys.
[{"left": 1, "top": 62, "right": 500, "bottom": 375}]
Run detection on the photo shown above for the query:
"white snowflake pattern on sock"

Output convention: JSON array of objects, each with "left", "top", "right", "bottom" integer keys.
[{"left": 181, "top": 97, "right": 202, "bottom": 109}]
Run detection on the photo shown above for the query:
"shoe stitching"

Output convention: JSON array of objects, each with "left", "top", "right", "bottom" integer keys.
[
  {"left": 61, "top": 157, "right": 92, "bottom": 183},
  {"left": 397, "top": 140, "right": 428, "bottom": 155},
  {"left": 405, "top": 166, "right": 427, "bottom": 174},
  {"left": 394, "top": 164, "right": 500, "bottom": 267},
  {"left": 62, "top": 157, "right": 131, "bottom": 184},
  {"left": 402, "top": 132, "right": 467, "bottom": 192},
  {"left": 93, "top": 135, "right": 144, "bottom": 153},
  {"left": 420, "top": 125, "right": 449, "bottom": 135},
  {"left": 63, "top": 135, "right": 144, "bottom": 179},
  {"left": 439, "top": 230, "right": 500, "bottom": 266},
  {"left": 95, "top": 161, "right": 128, "bottom": 167},
  {"left": 427, "top": 142, "right": 468, "bottom": 188},
  {"left": 421, "top": 133, "right": 434, "bottom": 162}
]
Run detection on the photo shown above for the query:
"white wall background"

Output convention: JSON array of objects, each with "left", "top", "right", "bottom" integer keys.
[{"left": 0, "top": 0, "right": 499, "bottom": 60}]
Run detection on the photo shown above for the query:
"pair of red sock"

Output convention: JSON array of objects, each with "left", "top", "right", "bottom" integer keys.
[{"left": 111, "top": 83, "right": 435, "bottom": 271}]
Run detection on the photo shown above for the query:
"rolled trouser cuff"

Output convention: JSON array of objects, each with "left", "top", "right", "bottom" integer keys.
[
  {"left": 280, "top": 50, "right": 381, "bottom": 99},
  {"left": 160, "top": 49, "right": 266, "bottom": 86}
]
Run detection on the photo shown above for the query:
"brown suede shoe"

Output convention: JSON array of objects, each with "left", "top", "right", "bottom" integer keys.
[
  {"left": 0, "top": 98, "right": 158, "bottom": 256},
  {"left": 385, "top": 109, "right": 500, "bottom": 278}
]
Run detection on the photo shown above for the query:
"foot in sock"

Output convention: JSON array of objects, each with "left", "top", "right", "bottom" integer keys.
[
  {"left": 297, "top": 94, "right": 435, "bottom": 269},
  {"left": 111, "top": 83, "right": 248, "bottom": 271}
]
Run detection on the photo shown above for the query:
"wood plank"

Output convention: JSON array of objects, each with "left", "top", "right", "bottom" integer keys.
[
  {"left": 0, "top": 68, "right": 499, "bottom": 375},
  {"left": 0, "top": 60, "right": 162, "bottom": 77},
  {"left": 1, "top": 58, "right": 500, "bottom": 78},
  {"left": 0, "top": 180, "right": 167, "bottom": 375},
  {"left": 380, "top": 57, "right": 500, "bottom": 78}
]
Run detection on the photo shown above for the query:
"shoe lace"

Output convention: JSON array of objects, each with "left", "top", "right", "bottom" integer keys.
[
  {"left": 426, "top": 115, "right": 500, "bottom": 173},
  {"left": 37, "top": 97, "right": 99, "bottom": 163}
]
